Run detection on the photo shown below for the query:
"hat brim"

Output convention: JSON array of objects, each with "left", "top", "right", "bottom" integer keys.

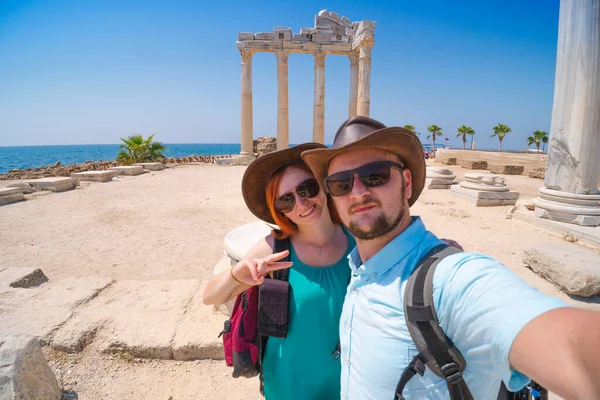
[
  {"left": 301, "top": 127, "right": 425, "bottom": 207},
  {"left": 242, "top": 142, "right": 329, "bottom": 224}
]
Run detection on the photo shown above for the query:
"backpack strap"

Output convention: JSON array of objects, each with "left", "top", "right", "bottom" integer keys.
[
  {"left": 258, "top": 236, "right": 291, "bottom": 395},
  {"left": 396, "top": 243, "right": 474, "bottom": 400},
  {"left": 272, "top": 237, "right": 291, "bottom": 281}
]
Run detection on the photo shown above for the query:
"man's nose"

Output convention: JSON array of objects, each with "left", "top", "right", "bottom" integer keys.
[{"left": 349, "top": 173, "right": 370, "bottom": 199}]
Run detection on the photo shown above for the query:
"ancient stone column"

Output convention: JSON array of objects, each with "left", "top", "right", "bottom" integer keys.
[
  {"left": 357, "top": 42, "right": 373, "bottom": 117},
  {"left": 313, "top": 52, "right": 326, "bottom": 144},
  {"left": 348, "top": 52, "right": 359, "bottom": 118},
  {"left": 533, "top": 0, "right": 600, "bottom": 226},
  {"left": 275, "top": 50, "right": 290, "bottom": 150},
  {"left": 240, "top": 49, "right": 255, "bottom": 156}
]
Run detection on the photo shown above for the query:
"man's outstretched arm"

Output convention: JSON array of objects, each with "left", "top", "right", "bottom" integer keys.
[{"left": 510, "top": 307, "right": 600, "bottom": 399}]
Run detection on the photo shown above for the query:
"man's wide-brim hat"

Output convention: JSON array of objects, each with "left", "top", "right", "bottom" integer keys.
[
  {"left": 301, "top": 116, "right": 426, "bottom": 207},
  {"left": 242, "top": 142, "right": 328, "bottom": 224}
]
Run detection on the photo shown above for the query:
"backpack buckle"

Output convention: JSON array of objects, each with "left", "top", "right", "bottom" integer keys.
[
  {"left": 331, "top": 349, "right": 341, "bottom": 360},
  {"left": 440, "top": 363, "right": 462, "bottom": 384}
]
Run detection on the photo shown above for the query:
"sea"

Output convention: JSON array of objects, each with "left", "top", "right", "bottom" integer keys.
[{"left": 0, "top": 142, "right": 437, "bottom": 174}]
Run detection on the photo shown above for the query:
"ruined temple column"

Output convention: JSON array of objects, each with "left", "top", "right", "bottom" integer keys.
[
  {"left": 348, "top": 52, "right": 359, "bottom": 118},
  {"left": 275, "top": 50, "right": 290, "bottom": 150},
  {"left": 313, "top": 52, "right": 326, "bottom": 144},
  {"left": 533, "top": 0, "right": 600, "bottom": 226},
  {"left": 240, "top": 49, "right": 255, "bottom": 156},
  {"left": 357, "top": 42, "right": 373, "bottom": 117}
]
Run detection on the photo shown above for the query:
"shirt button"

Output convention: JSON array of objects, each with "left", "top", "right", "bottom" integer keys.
[
  {"left": 344, "top": 359, "right": 350, "bottom": 365},
  {"left": 345, "top": 322, "right": 351, "bottom": 330},
  {"left": 373, "top": 273, "right": 378, "bottom": 279},
  {"left": 342, "top": 393, "right": 347, "bottom": 399}
]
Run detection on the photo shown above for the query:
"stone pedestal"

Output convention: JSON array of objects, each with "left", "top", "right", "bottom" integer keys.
[
  {"left": 212, "top": 221, "right": 274, "bottom": 315},
  {"left": 312, "top": 52, "right": 326, "bottom": 144},
  {"left": 425, "top": 167, "right": 456, "bottom": 189},
  {"left": 450, "top": 173, "right": 519, "bottom": 206},
  {"left": 534, "top": 0, "right": 600, "bottom": 226}
]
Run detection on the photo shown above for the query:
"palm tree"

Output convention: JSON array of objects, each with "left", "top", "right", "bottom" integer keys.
[
  {"left": 491, "top": 123, "right": 512, "bottom": 151},
  {"left": 117, "top": 134, "right": 167, "bottom": 165},
  {"left": 456, "top": 125, "right": 475, "bottom": 150},
  {"left": 527, "top": 130, "right": 549, "bottom": 152},
  {"left": 427, "top": 125, "right": 443, "bottom": 151},
  {"left": 403, "top": 124, "right": 417, "bottom": 134}
]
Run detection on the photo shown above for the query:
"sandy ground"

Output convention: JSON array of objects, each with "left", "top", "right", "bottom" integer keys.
[{"left": 1, "top": 162, "right": 598, "bottom": 399}]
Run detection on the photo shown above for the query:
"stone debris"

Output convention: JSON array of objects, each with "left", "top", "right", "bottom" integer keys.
[
  {"left": 450, "top": 173, "right": 519, "bottom": 206},
  {"left": 441, "top": 157, "right": 457, "bottom": 165},
  {"left": 6, "top": 182, "right": 36, "bottom": 194},
  {"left": 0, "top": 335, "right": 62, "bottom": 400},
  {"left": 0, "top": 267, "right": 49, "bottom": 289},
  {"left": 132, "top": 162, "right": 165, "bottom": 171},
  {"left": 71, "top": 170, "right": 118, "bottom": 183},
  {"left": 0, "top": 187, "right": 25, "bottom": 206},
  {"left": 524, "top": 243, "right": 600, "bottom": 297},
  {"left": 108, "top": 166, "right": 144, "bottom": 176},
  {"left": 488, "top": 164, "right": 525, "bottom": 175},
  {"left": 460, "top": 160, "right": 488, "bottom": 170},
  {"left": 21, "top": 177, "right": 76, "bottom": 192}
]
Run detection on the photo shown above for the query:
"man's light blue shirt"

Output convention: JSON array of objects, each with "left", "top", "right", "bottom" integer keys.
[{"left": 339, "top": 217, "right": 567, "bottom": 399}]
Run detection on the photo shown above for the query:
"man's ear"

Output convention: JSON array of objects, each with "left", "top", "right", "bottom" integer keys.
[{"left": 402, "top": 169, "right": 412, "bottom": 200}]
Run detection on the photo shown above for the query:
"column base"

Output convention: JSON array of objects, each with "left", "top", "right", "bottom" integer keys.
[{"left": 532, "top": 187, "right": 600, "bottom": 227}]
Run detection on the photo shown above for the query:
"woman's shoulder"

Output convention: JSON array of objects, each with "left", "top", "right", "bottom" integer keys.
[{"left": 245, "top": 233, "right": 276, "bottom": 259}]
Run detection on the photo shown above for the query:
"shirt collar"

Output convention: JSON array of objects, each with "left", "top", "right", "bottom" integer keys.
[{"left": 347, "top": 216, "right": 428, "bottom": 276}]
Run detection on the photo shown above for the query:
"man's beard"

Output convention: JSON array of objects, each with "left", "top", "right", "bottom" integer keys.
[
  {"left": 347, "top": 203, "right": 405, "bottom": 240},
  {"left": 346, "top": 180, "right": 406, "bottom": 241}
]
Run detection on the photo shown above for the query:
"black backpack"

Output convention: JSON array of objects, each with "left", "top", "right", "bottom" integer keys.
[{"left": 396, "top": 244, "right": 548, "bottom": 400}]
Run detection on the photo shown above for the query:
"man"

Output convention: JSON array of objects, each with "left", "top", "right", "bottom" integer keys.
[{"left": 302, "top": 116, "right": 600, "bottom": 400}]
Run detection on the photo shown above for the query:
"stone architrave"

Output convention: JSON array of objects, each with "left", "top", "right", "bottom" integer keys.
[
  {"left": 0, "top": 335, "right": 61, "bottom": 400},
  {"left": 450, "top": 173, "right": 519, "bottom": 206},
  {"left": 109, "top": 165, "right": 144, "bottom": 176},
  {"left": 348, "top": 52, "right": 359, "bottom": 117},
  {"left": 313, "top": 52, "right": 326, "bottom": 144},
  {"left": 22, "top": 177, "right": 76, "bottom": 192},
  {"left": 275, "top": 50, "right": 290, "bottom": 150},
  {"left": 533, "top": 0, "right": 600, "bottom": 226},
  {"left": 425, "top": 167, "right": 457, "bottom": 189},
  {"left": 357, "top": 42, "right": 373, "bottom": 117},
  {"left": 240, "top": 49, "right": 255, "bottom": 156},
  {"left": 71, "top": 170, "right": 117, "bottom": 183}
]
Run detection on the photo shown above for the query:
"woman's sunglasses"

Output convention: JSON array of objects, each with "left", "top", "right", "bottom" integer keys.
[
  {"left": 274, "top": 178, "right": 321, "bottom": 214},
  {"left": 324, "top": 160, "right": 404, "bottom": 197}
]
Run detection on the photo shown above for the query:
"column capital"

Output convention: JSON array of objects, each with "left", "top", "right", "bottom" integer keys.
[
  {"left": 358, "top": 42, "right": 374, "bottom": 58},
  {"left": 274, "top": 49, "right": 290, "bottom": 65},
  {"left": 348, "top": 52, "right": 359, "bottom": 67},
  {"left": 240, "top": 49, "right": 255, "bottom": 63},
  {"left": 313, "top": 52, "right": 326, "bottom": 68}
]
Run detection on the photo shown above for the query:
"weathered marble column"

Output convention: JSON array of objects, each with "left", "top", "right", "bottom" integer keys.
[
  {"left": 357, "top": 42, "right": 373, "bottom": 117},
  {"left": 348, "top": 52, "right": 359, "bottom": 118},
  {"left": 312, "top": 52, "right": 326, "bottom": 144},
  {"left": 275, "top": 50, "right": 290, "bottom": 150},
  {"left": 533, "top": 0, "right": 600, "bottom": 226},
  {"left": 240, "top": 49, "right": 255, "bottom": 156}
]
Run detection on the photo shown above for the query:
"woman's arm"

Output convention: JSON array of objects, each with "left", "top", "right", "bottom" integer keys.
[{"left": 202, "top": 235, "right": 292, "bottom": 305}]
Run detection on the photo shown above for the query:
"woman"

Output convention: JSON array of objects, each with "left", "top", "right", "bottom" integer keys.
[{"left": 203, "top": 143, "right": 354, "bottom": 400}]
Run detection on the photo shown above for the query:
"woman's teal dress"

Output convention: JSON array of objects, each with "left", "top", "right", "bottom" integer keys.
[{"left": 262, "top": 230, "right": 356, "bottom": 400}]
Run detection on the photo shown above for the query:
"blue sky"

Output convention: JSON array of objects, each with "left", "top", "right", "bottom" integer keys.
[{"left": 0, "top": 0, "right": 559, "bottom": 150}]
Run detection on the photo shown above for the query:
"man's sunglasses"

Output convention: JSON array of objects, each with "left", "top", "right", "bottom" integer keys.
[
  {"left": 324, "top": 160, "right": 404, "bottom": 197},
  {"left": 274, "top": 178, "right": 321, "bottom": 214}
]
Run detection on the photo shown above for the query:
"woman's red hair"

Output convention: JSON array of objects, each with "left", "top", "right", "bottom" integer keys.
[{"left": 265, "top": 163, "right": 341, "bottom": 239}]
